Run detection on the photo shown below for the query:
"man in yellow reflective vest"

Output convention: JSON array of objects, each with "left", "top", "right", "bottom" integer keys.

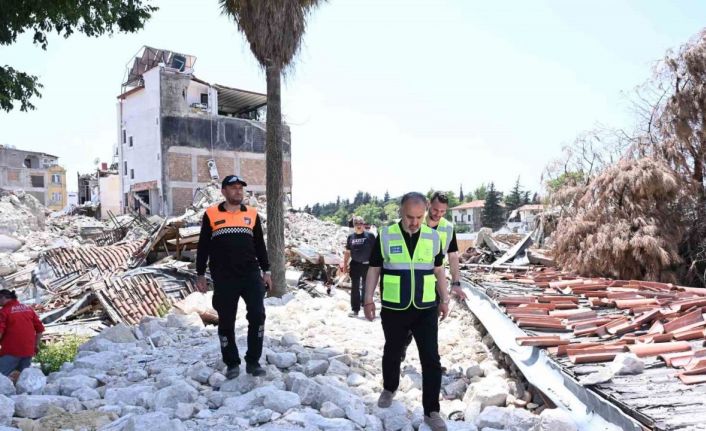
[
  {"left": 364, "top": 192, "right": 450, "bottom": 431},
  {"left": 427, "top": 191, "right": 467, "bottom": 300},
  {"left": 399, "top": 191, "right": 467, "bottom": 363}
]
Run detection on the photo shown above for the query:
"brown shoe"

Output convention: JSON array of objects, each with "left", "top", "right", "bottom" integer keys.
[
  {"left": 377, "top": 389, "right": 395, "bottom": 408},
  {"left": 424, "top": 412, "right": 447, "bottom": 431}
]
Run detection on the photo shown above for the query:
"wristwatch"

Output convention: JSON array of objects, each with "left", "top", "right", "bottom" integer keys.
[{"left": 451, "top": 281, "right": 461, "bottom": 287}]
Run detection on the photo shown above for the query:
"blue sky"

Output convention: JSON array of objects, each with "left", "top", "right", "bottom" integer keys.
[{"left": 1, "top": 1, "right": 705, "bottom": 207}]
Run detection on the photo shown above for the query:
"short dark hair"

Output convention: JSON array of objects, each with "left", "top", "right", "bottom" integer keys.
[
  {"left": 430, "top": 191, "right": 449, "bottom": 204},
  {"left": 400, "top": 192, "right": 427, "bottom": 207},
  {"left": 0, "top": 290, "right": 17, "bottom": 300}
]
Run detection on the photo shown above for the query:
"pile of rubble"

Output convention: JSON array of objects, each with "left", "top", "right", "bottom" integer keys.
[
  {"left": 0, "top": 288, "right": 578, "bottom": 431},
  {"left": 0, "top": 185, "right": 353, "bottom": 340},
  {"left": 458, "top": 228, "right": 554, "bottom": 270},
  {"left": 0, "top": 191, "right": 46, "bottom": 237}
]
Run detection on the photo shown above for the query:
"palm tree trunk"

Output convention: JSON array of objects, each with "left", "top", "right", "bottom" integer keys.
[{"left": 265, "top": 64, "right": 286, "bottom": 297}]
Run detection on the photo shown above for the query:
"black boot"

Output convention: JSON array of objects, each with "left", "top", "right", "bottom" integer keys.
[
  {"left": 226, "top": 365, "right": 240, "bottom": 379},
  {"left": 246, "top": 362, "right": 266, "bottom": 377}
]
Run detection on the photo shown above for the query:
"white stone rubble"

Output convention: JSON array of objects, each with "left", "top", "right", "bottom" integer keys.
[{"left": 0, "top": 286, "right": 583, "bottom": 430}]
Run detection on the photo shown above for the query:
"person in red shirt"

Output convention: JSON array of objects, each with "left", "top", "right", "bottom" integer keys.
[{"left": 0, "top": 290, "right": 44, "bottom": 376}]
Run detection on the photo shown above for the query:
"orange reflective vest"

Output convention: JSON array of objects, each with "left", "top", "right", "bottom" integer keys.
[{"left": 205, "top": 204, "right": 258, "bottom": 237}]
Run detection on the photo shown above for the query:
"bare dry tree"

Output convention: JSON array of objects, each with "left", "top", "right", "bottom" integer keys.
[
  {"left": 546, "top": 29, "right": 706, "bottom": 285},
  {"left": 651, "top": 30, "right": 706, "bottom": 284},
  {"left": 553, "top": 157, "right": 682, "bottom": 281}
]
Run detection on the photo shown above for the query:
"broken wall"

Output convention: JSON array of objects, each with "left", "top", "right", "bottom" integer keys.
[{"left": 159, "top": 70, "right": 292, "bottom": 216}]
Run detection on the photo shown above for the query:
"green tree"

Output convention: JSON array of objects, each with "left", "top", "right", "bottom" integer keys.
[
  {"left": 353, "top": 191, "right": 365, "bottom": 206},
  {"left": 221, "top": 0, "right": 325, "bottom": 297},
  {"left": 472, "top": 184, "right": 488, "bottom": 201},
  {"left": 383, "top": 202, "right": 399, "bottom": 223},
  {"left": 324, "top": 206, "right": 349, "bottom": 226},
  {"left": 459, "top": 185, "right": 464, "bottom": 201},
  {"left": 355, "top": 203, "right": 384, "bottom": 227},
  {"left": 481, "top": 183, "right": 504, "bottom": 230},
  {"left": 546, "top": 171, "right": 585, "bottom": 193},
  {"left": 383, "top": 190, "right": 390, "bottom": 202},
  {"left": 504, "top": 177, "right": 524, "bottom": 212},
  {"left": 1, "top": 1, "right": 156, "bottom": 112}
]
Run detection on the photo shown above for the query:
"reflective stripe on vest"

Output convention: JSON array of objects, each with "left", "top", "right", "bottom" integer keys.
[
  {"left": 434, "top": 218, "right": 454, "bottom": 255},
  {"left": 380, "top": 223, "right": 441, "bottom": 310},
  {"left": 205, "top": 204, "right": 258, "bottom": 238}
]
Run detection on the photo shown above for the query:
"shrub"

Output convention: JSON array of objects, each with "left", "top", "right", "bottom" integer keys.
[{"left": 35, "top": 335, "right": 87, "bottom": 375}]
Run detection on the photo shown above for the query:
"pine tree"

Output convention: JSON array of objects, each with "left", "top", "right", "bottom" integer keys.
[
  {"left": 504, "top": 177, "right": 524, "bottom": 212},
  {"left": 481, "top": 183, "right": 505, "bottom": 230},
  {"left": 523, "top": 191, "right": 531, "bottom": 205},
  {"left": 384, "top": 190, "right": 390, "bottom": 202},
  {"left": 353, "top": 191, "right": 364, "bottom": 206},
  {"left": 459, "top": 185, "right": 464, "bottom": 201},
  {"left": 473, "top": 184, "right": 488, "bottom": 201}
]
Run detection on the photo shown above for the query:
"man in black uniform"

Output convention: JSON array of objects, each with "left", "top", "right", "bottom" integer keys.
[
  {"left": 196, "top": 175, "right": 271, "bottom": 379},
  {"left": 342, "top": 215, "right": 375, "bottom": 317}
]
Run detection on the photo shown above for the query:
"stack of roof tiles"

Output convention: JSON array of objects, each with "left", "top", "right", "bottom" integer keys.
[
  {"left": 94, "top": 274, "right": 172, "bottom": 325},
  {"left": 42, "top": 242, "right": 142, "bottom": 277},
  {"left": 491, "top": 269, "right": 706, "bottom": 385}
]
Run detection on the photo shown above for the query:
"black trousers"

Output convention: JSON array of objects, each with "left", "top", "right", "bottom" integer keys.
[
  {"left": 212, "top": 271, "right": 266, "bottom": 367},
  {"left": 381, "top": 306, "right": 441, "bottom": 416},
  {"left": 349, "top": 261, "right": 369, "bottom": 312}
]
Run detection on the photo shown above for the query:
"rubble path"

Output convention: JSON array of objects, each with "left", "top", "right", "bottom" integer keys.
[{"left": 0, "top": 290, "right": 578, "bottom": 431}]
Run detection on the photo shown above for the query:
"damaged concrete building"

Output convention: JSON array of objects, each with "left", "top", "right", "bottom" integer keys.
[
  {"left": 77, "top": 163, "right": 121, "bottom": 219},
  {"left": 117, "top": 46, "right": 292, "bottom": 216},
  {"left": 0, "top": 145, "right": 67, "bottom": 211}
]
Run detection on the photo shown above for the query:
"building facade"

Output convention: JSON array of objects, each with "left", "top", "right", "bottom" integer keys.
[
  {"left": 0, "top": 146, "right": 67, "bottom": 210},
  {"left": 46, "top": 165, "right": 67, "bottom": 211},
  {"left": 450, "top": 200, "right": 486, "bottom": 232},
  {"left": 117, "top": 47, "right": 293, "bottom": 216}
]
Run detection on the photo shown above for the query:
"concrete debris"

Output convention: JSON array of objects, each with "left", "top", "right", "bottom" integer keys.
[
  {"left": 609, "top": 353, "right": 644, "bottom": 376},
  {"left": 0, "top": 191, "right": 46, "bottom": 236},
  {"left": 0, "top": 288, "right": 558, "bottom": 430},
  {"left": 0, "top": 188, "right": 587, "bottom": 429}
]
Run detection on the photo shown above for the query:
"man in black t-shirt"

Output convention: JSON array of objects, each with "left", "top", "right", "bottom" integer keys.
[{"left": 343, "top": 216, "right": 375, "bottom": 316}]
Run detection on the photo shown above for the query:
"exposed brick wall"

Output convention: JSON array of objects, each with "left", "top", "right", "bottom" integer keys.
[
  {"left": 167, "top": 153, "right": 192, "bottom": 182},
  {"left": 239, "top": 158, "right": 292, "bottom": 188},
  {"left": 196, "top": 155, "right": 235, "bottom": 182},
  {"left": 6, "top": 170, "right": 19, "bottom": 183},
  {"left": 240, "top": 158, "right": 266, "bottom": 186},
  {"left": 171, "top": 187, "right": 194, "bottom": 215}
]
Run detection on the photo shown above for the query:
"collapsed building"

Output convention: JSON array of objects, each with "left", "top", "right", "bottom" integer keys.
[
  {"left": 116, "top": 46, "right": 293, "bottom": 217},
  {"left": 76, "top": 163, "right": 121, "bottom": 220},
  {"left": 0, "top": 146, "right": 67, "bottom": 212}
]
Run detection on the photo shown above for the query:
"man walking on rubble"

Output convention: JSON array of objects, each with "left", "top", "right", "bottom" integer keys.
[
  {"left": 400, "top": 191, "right": 467, "bottom": 362},
  {"left": 342, "top": 215, "right": 375, "bottom": 317},
  {"left": 364, "top": 192, "right": 451, "bottom": 431},
  {"left": 196, "top": 175, "right": 271, "bottom": 379},
  {"left": 0, "top": 290, "right": 44, "bottom": 377}
]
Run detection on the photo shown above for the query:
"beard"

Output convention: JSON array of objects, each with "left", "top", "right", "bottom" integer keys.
[
  {"left": 225, "top": 196, "right": 242, "bottom": 206},
  {"left": 403, "top": 225, "right": 420, "bottom": 235}
]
